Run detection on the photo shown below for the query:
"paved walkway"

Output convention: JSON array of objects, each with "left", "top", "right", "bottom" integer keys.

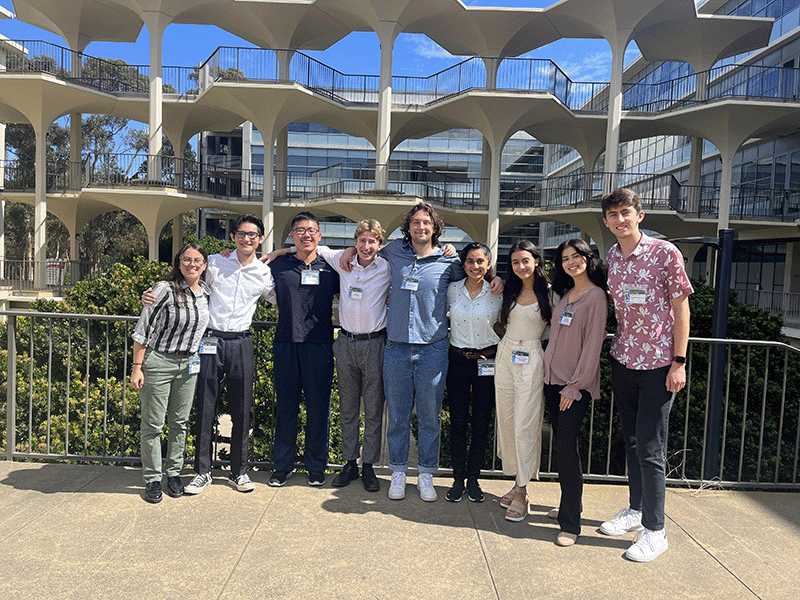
[{"left": 0, "top": 461, "right": 797, "bottom": 600}]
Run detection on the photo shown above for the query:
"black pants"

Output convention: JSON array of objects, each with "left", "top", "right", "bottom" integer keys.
[
  {"left": 544, "top": 384, "right": 590, "bottom": 535},
  {"left": 610, "top": 357, "right": 674, "bottom": 531},
  {"left": 195, "top": 334, "right": 254, "bottom": 477},
  {"left": 446, "top": 347, "right": 495, "bottom": 481},
  {"left": 272, "top": 341, "right": 334, "bottom": 473}
]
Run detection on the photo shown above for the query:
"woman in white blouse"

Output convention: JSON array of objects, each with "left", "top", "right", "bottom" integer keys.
[{"left": 444, "top": 242, "right": 502, "bottom": 503}]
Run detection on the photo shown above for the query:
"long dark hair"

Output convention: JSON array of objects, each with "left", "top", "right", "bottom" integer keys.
[
  {"left": 167, "top": 243, "right": 208, "bottom": 302},
  {"left": 500, "top": 239, "right": 551, "bottom": 325},
  {"left": 459, "top": 242, "right": 494, "bottom": 282},
  {"left": 551, "top": 238, "right": 607, "bottom": 297}
]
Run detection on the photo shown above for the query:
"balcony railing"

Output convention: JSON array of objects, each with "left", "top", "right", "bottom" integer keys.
[
  {"left": 0, "top": 259, "right": 101, "bottom": 295},
  {"left": 676, "top": 186, "right": 800, "bottom": 221},
  {"left": 3, "top": 309, "right": 799, "bottom": 489},
  {"left": 737, "top": 290, "right": 800, "bottom": 328}
]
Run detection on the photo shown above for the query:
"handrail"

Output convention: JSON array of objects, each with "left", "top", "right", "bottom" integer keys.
[{"left": 3, "top": 39, "right": 800, "bottom": 112}]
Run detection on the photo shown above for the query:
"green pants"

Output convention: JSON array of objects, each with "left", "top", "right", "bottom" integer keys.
[{"left": 140, "top": 349, "right": 198, "bottom": 484}]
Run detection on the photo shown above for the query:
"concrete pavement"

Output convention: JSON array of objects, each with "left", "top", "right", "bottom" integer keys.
[{"left": 0, "top": 461, "right": 797, "bottom": 600}]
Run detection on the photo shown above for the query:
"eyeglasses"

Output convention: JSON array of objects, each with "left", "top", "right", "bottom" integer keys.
[
  {"left": 234, "top": 231, "right": 261, "bottom": 240},
  {"left": 180, "top": 258, "right": 206, "bottom": 266},
  {"left": 291, "top": 227, "right": 319, "bottom": 236}
]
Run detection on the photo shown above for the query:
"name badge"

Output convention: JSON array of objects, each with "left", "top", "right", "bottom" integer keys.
[
  {"left": 188, "top": 358, "right": 201, "bottom": 375},
  {"left": 349, "top": 286, "right": 363, "bottom": 300},
  {"left": 199, "top": 337, "right": 218, "bottom": 355},
  {"left": 302, "top": 269, "right": 320, "bottom": 285},
  {"left": 477, "top": 360, "right": 495, "bottom": 376},
  {"left": 559, "top": 310, "right": 574, "bottom": 326},
  {"left": 401, "top": 276, "right": 419, "bottom": 291},
  {"left": 625, "top": 286, "right": 647, "bottom": 304},
  {"left": 511, "top": 347, "right": 530, "bottom": 365}
]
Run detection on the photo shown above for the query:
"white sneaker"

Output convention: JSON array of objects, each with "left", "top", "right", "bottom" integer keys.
[
  {"left": 625, "top": 528, "right": 669, "bottom": 562},
  {"left": 417, "top": 473, "right": 437, "bottom": 502},
  {"left": 599, "top": 507, "right": 643, "bottom": 536},
  {"left": 184, "top": 472, "right": 212, "bottom": 495},
  {"left": 388, "top": 471, "right": 406, "bottom": 500}
]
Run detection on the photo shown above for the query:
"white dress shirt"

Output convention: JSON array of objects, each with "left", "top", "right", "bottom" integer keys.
[
  {"left": 317, "top": 246, "right": 390, "bottom": 335},
  {"left": 205, "top": 253, "right": 275, "bottom": 332},
  {"left": 447, "top": 279, "right": 502, "bottom": 349}
]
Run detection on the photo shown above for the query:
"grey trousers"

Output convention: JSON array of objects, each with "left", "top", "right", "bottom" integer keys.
[
  {"left": 333, "top": 332, "right": 386, "bottom": 464},
  {"left": 139, "top": 349, "right": 198, "bottom": 484}
]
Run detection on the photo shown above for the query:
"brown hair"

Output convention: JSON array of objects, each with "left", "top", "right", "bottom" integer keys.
[
  {"left": 401, "top": 202, "right": 444, "bottom": 246},
  {"left": 601, "top": 187, "right": 642, "bottom": 216}
]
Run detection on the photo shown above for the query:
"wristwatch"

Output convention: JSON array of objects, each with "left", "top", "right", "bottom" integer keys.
[{"left": 672, "top": 356, "right": 686, "bottom": 364}]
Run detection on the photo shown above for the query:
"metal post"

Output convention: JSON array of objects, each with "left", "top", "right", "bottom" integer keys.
[
  {"left": 6, "top": 314, "right": 16, "bottom": 460},
  {"left": 704, "top": 228, "right": 735, "bottom": 479}
]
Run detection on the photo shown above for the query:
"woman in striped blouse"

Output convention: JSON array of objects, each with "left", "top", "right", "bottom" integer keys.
[{"left": 131, "top": 243, "right": 210, "bottom": 504}]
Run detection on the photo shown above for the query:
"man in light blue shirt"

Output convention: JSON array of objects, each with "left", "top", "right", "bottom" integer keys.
[{"left": 379, "top": 203, "right": 465, "bottom": 502}]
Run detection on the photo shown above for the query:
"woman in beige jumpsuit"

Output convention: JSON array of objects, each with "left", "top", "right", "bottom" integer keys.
[{"left": 494, "top": 239, "right": 552, "bottom": 522}]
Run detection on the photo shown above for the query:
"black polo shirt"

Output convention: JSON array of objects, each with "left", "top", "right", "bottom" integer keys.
[{"left": 270, "top": 253, "right": 340, "bottom": 343}]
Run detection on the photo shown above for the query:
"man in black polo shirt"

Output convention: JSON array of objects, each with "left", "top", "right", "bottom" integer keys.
[{"left": 268, "top": 211, "right": 340, "bottom": 487}]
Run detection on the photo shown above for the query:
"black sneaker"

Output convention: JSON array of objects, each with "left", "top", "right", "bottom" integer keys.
[
  {"left": 467, "top": 479, "right": 485, "bottom": 503},
  {"left": 144, "top": 481, "right": 162, "bottom": 504},
  {"left": 308, "top": 471, "right": 325, "bottom": 486},
  {"left": 166, "top": 476, "right": 184, "bottom": 498},
  {"left": 445, "top": 479, "right": 465, "bottom": 503},
  {"left": 269, "top": 470, "right": 293, "bottom": 487}
]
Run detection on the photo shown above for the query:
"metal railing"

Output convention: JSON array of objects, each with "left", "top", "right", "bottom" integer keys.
[
  {"left": 675, "top": 186, "right": 800, "bottom": 221},
  {"left": 3, "top": 310, "right": 799, "bottom": 489},
  {"left": 0, "top": 259, "right": 99, "bottom": 295},
  {"left": 737, "top": 290, "right": 800, "bottom": 328}
]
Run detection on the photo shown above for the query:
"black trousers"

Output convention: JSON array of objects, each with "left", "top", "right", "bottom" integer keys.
[
  {"left": 272, "top": 341, "right": 334, "bottom": 473},
  {"left": 195, "top": 334, "right": 254, "bottom": 477},
  {"left": 544, "top": 384, "right": 591, "bottom": 535},
  {"left": 446, "top": 347, "right": 495, "bottom": 481}
]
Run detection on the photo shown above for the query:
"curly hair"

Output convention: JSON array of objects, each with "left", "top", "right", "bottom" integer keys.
[{"left": 400, "top": 202, "right": 444, "bottom": 247}]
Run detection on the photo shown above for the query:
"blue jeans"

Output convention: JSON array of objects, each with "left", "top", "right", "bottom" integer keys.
[{"left": 383, "top": 338, "right": 449, "bottom": 474}]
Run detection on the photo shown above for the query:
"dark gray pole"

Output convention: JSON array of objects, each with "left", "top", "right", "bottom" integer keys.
[{"left": 703, "top": 228, "right": 734, "bottom": 479}]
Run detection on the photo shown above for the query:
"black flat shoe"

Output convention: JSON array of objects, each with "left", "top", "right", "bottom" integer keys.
[
  {"left": 361, "top": 463, "right": 380, "bottom": 492},
  {"left": 332, "top": 461, "right": 359, "bottom": 487},
  {"left": 445, "top": 479, "right": 465, "bottom": 502},
  {"left": 144, "top": 481, "right": 162, "bottom": 504},
  {"left": 166, "top": 476, "right": 184, "bottom": 498},
  {"left": 467, "top": 479, "right": 485, "bottom": 502}
]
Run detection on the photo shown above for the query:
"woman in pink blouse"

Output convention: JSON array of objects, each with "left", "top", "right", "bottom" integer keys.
[{"left": 543, "top": 239, "right": 608, "bottom": 546}]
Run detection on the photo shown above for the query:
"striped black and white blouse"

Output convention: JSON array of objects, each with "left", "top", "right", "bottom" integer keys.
[{"left": 132, "top": 280, "right": 210, "bottom": 354}]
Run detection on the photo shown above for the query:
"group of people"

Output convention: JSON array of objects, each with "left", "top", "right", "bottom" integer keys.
[{"left": 131, "top": 187, "right": 692, "bottom": 562}]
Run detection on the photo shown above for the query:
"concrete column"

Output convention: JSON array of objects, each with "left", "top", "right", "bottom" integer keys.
[
  {"left": 276, "top": 127, "right": 288, "bottom": 200},
  {"left": 70, "top": 50, "right": 82, "bottom": 191},
  {"left": 784, "top": 241, "right": 800, "bottom": 295},
  {"left": 480, "top": 138, "right": 491, "bottom": 200},
  {"left": 486, "top": 141, "right": 502, "bottom": 257},
  {"left": 603, "top": 41, "right": 626, "bottom": 190},
  {"left": 143, "top": 12, "right": 169, "bottom": 179},
  {"left": 718, "top": 151, "right": 735, "bottom": 230},
  {"left": 70, "top": 233, "right": 79, "bottom": 264},
  {"left": 375, "top": 24, "right": 401, "bottom": 190},
  {"left": 482, "top": 57, "right": 499, "bottom": 90},
  {"left": 33, "top": 117, "right": 48, "bottom": 288},
  {"left": 148, "top": 229, "right": 159, "bottom": 261},
  {"left": 1, "top": 122, "right": 5, "bottom": 272},
  {"left": 262, "top": 132, "right": 275, "bottom": 251},
  {"left": 687, "top": 70, "right": 709, "bottom": 214},
  {"left": 172, "top": 214, "right": 183, "bottom": 258}
]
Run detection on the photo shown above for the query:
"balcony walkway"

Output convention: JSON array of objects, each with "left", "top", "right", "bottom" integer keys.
[{"left": 0, "top": 461, "right": 797, "bottom": 600}]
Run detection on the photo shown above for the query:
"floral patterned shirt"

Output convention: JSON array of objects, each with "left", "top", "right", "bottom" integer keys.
[{"left": 607, "top": 234, "right": 693, "bottom": 370}]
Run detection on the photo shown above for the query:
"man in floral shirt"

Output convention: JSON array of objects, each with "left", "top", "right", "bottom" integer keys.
[{"left": 599, "top": 188, "right": 693, "bottom": 562}]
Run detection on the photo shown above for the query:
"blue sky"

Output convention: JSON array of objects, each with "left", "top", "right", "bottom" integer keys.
[{"left": 0, "top": 0, "right": 640, "bottom": 82}]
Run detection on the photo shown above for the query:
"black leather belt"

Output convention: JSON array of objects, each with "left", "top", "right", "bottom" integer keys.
[
  {"left": 450, "top": 345, "right": 497, "bottom": 360},
  {"left": 206, "top": 329, "right": 251, "bottom": 339},
  {"left": 339, "top": 328, "right": 387, "bottom": 341}
]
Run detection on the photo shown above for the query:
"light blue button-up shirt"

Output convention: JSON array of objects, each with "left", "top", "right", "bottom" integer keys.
[{"left": 381, "top": 239, "right": 465, "bottom": 344}]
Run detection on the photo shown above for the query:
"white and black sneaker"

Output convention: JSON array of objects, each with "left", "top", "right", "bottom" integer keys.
[
  {"left": 269, "top": 470, "right": 293, "bottom": 487},
  {"left": 228, "top": 473, "right": 255, "bottom": 492},
  {"left": 184, "top": 472, "right": 212, "bottom": 495}
]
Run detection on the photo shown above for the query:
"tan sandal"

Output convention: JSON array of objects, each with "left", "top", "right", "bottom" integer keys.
[
  {"left": 505, "top": 490, "right": 528, "bottom": 522},
  {"left": 499, "top": 486, "right": 517, "bottom": 509},
  {"left": 556, "top": 531, "right": 578, "bottom": 546}
]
